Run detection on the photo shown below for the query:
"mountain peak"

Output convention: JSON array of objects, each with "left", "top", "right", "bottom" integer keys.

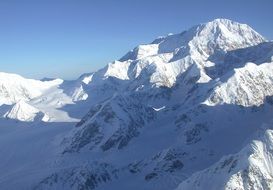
[
  {"left": 206, "top": 18, "right": 235, "bottom": 25},
  {"left": 120, "top": 19, "right": 265, "bottom": 63},
  {"left": 3, "top": 100, "right": 47, "bottom": 122},
  {"left": 186, "top": 18, "right": 266, "bottom": 55}
]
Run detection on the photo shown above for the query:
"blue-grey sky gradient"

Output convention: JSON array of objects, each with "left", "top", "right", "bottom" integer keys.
[{"left": 0, "top": 0, "right": 272, "bottom": 79}]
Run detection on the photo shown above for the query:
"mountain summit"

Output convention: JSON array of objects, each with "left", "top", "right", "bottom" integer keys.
[
  {"left": 101, "top": 18, "right": 267, "bottom": 88},
  {"left": 121, "top": 18, "right": 265, "bottom": 61}
]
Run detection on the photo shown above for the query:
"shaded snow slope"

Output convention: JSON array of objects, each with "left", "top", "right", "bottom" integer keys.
[{"left": 176, "top": 127, "right": 273, "bottom": 190}]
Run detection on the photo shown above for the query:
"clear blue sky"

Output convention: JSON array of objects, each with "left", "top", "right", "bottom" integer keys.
[{"left": 0, "top": 0, "right": 272, "bottom": 79}]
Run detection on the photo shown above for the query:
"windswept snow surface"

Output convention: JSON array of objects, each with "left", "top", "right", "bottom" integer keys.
[{"left": 0, "top": 19, "right": 273, "bottom": 190}]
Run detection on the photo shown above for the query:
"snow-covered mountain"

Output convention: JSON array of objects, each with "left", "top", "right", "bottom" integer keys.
[
  {"left": 0, "top": 72, "right": 62, "bottom": 105},
  {"left": 0, "top": 72, "right": 95, "bottom": 122},
  {"left": 0, "top": 18, "right": 273, "bottom": 190},
  {"left": 3, "top": 100, "right": 49, "bottom": 122}
]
